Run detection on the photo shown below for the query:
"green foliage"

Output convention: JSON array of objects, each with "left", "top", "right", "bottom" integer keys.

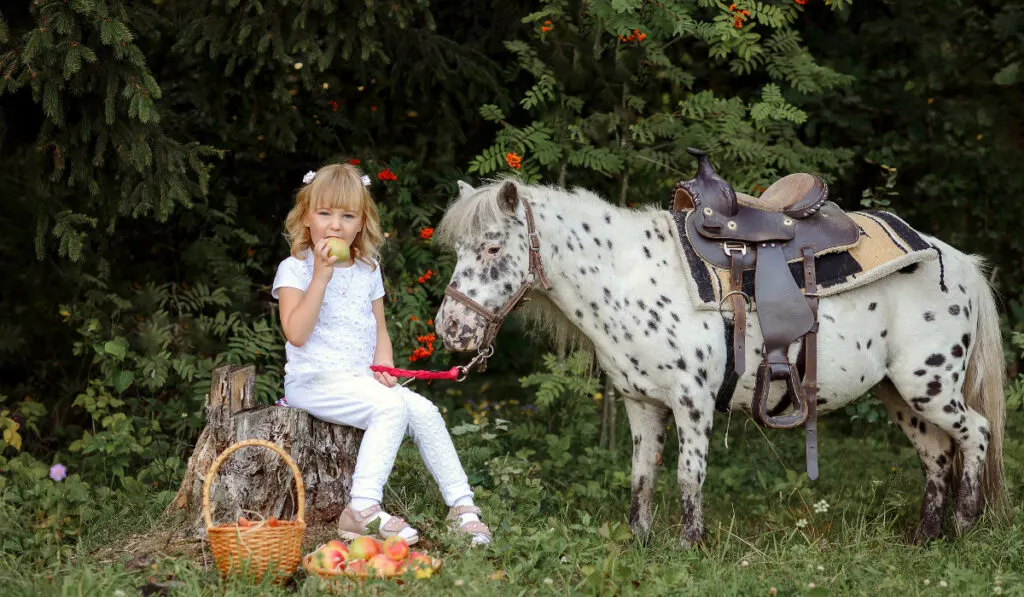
[{"left": 0, "top": 453, "right": 115, "bottom": 566}]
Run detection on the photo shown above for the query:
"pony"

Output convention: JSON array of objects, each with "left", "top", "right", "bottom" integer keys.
[{"left": 433, "top": 177, "right": 1009, "bottom": 547}]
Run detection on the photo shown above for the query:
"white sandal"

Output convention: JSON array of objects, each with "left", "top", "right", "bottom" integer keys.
[
  {"left": 337, "top": 504, "right": 419, "bottom": 545},
  {"left": 446, "top": 505, "right": 492, "bottom": 545}
]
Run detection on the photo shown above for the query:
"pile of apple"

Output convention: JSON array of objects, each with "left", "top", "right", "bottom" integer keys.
[{"left": 305, "top": 536, "right": 440, "bottom": 581}]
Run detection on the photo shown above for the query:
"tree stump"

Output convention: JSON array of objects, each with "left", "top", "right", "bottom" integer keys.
[{"left": 166, "top": 365, "right": 362, "bottom": 539}]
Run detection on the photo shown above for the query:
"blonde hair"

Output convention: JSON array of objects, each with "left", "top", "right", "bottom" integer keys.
[{"left": 284, "top": 163, "right": 384, "bottom": 269}]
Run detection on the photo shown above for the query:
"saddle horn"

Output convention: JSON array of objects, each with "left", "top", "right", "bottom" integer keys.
[{"left": 675, "top": 148, "right": 739, "bottom": 217}]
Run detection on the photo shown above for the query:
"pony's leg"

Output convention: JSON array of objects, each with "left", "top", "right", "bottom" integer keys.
[
  {"left": 624, "top": 398, "right": 671, "bottom": 544},
  {"left": 670, "top": 387, "right": 714, "bottom": 548},
  {"left": 876, "top": 381, "right": 955, "bottom": 542},
  {"left": 889, "top": 355, "right": 990, "bottom": 533}
]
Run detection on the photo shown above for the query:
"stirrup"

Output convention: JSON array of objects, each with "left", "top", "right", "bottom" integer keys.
[{"left": 751, "top": 357, "right": 809, "bottom": 429}]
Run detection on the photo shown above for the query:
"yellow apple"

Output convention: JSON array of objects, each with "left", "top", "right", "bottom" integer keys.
[{"left": 326, "top": 237, "right": 350, "bottom": 263}]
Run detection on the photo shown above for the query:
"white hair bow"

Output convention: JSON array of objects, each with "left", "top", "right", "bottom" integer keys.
[
  {"left": 361, "top": 175, "right": 371, "bottom": 187},
  {"left": 302, "top": 170, "right": 316, "bottom": 184}
]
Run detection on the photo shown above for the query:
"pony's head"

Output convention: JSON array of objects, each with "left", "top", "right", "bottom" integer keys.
[{"left": 434, "top": 179, "right": 540, "bottom": 352}]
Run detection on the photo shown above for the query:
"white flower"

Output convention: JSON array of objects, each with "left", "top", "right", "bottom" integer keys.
[
  {"left": 294, "top": 62, "right": 303, "bottom": 70},
  {"left": 741, "top": 560, "right": 749, "bottom": 567},
  {"left": 939, "top": 580, "right": 948, "bottom": 587},
  {"left": 543, "top": 578, "right": 554, "bottom": 585},
  {"left": 813, "top": 499, "right": 830, "bottom": 514},
  {"left": 817, "top": 565, "right": 825, "bottom": 571},
  {"left": 361, "top": 174, "right": 371, "bottom": 187},
  {"left": 795, "top": 518, "right": 808, "bottom": 529},
  {"left": 302, "top": 170, "right": 316, "bottom": 184},
  {"left": 114, "top": 591, "right": 126, "bottom": 597},
  {"left": 924, "top": 579, "right": 931, "bottom": 586},
  {"left": 808, "top": 583, "right": 816, "bottom": 589}
]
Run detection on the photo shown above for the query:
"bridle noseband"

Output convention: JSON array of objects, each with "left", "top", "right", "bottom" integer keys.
[{"left": 443, "top": 197, "right": 552, "bottom": 377}]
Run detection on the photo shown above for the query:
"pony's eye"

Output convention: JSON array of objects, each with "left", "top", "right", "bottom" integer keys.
[{"left": 486, "top": 246, "right": 501, "bottom": 255}]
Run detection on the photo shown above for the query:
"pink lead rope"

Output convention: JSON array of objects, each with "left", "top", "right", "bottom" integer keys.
[{"left": 370, "top": 364, "right": 462, "bottom": 381}]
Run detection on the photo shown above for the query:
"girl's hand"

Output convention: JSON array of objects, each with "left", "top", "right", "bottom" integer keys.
[
  {"left": 311, "top": 237, "right": 338, "bottom": 282},
  {"left": 373, "top": 365, "right": 398, "bottom": 388}
]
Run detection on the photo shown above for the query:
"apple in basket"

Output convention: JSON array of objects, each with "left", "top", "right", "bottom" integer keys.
[
  {"left": 324, "top": 539, "right": 348, "bottom": 561},
  {"left": 398, "top": 551, "right": 438, "bottom": 580},
  {"left": 346, "top": 559, "right": 369, "bottom": 579},
  {"left": 381, "top": 536, "right": 409, "bottom": 561},
  {"left": 368, "top": 554, "right": 400, "bottom": 579},
  {"left": 347, "top": 536, "right": 380, "bottom": 561}
]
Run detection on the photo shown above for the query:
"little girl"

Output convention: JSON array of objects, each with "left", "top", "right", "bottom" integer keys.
[{"left": 272, "top": 163, "right": 491, "bottom": 545}]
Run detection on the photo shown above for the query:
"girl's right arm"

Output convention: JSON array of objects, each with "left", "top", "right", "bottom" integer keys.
[{"left": 278, "top": 238, "right": 337, "bottom": 346}]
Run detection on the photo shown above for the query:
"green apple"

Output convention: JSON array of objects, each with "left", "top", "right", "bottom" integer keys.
[{"left": 326, "top": 237, "right": 350, "bottom": 263}]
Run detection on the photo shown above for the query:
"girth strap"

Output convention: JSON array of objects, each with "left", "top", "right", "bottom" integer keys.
[{"left": 801, "top": 246, "right": 820, "bottom": 480}]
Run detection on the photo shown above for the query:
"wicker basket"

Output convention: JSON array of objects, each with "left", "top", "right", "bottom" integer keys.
[{"left": 202, "top": 439, "right": 306, "bottom": 584}]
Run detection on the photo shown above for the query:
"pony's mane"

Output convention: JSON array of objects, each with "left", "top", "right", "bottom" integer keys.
[
  {"left": 434, "top": 176, "right": 626, "bottom": 250},
  {"left": 436, "top": 177, "right": 653, "bottom": 374}
]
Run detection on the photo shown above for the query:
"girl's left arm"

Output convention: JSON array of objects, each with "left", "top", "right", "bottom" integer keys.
[{"left": 371, "top": 298, "right": 397, "bottom": 387}]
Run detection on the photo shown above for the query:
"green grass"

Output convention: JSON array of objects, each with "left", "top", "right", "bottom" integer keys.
[{"left": 3, "top": 408, "right": 1023, "bottom": 596}]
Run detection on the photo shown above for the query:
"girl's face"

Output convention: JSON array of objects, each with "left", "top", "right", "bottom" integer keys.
[{"left": 304, "top": 203, "right": 363, "bottom": 251}]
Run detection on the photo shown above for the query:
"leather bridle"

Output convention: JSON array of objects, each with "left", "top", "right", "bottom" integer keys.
[{"left": 443, "top": 197, "right": 552, "bottom": 378}]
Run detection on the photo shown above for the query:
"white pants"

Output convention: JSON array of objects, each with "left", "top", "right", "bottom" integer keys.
[{"left": 283, "top": 372, "right": 473, "bottom": 506}]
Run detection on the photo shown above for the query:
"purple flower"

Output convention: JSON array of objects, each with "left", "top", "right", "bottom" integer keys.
[{"left": 49, "top": 463, "right": 67, "bottom": 482}]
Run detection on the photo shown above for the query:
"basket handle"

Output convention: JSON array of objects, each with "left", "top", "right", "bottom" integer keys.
[{"left": 201, "top": 438, "right": 306, "bottom": 529}]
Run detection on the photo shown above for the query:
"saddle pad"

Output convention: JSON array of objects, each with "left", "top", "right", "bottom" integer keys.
[{"left": 666, "top": 209, "right": 938, "bottom": 312}]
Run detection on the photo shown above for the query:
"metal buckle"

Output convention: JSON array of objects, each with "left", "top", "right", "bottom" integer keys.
[
  {"left": 456, "top": 344, "right": 495, "bottom": 382},
  {"left": 718, "top": 290, "right": 752, "bottom": 316},
  {"left": 722, "top": 241, "right": 747, "bottom": 257}
]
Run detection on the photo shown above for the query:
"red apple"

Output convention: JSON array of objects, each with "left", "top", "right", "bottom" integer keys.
[
  {"left": 368, "top": 554, "right": 400, "bottom": 579},
  {"left": 346, "top": 559, "right": 369, "bottom": 579},
  {"left": 404, "top": 552, "right": 436, "bottom": 579},
  {"left": 319, "top": 545, "right": 347, "bottom": 570},
  {"left": 325, "top": 540, "right": 348, "bottom": 561},
  {"left": 381, "top": 536, "right": 409, "bottom": 561},
  {"left": 347, "top": 535, "right": 380, "bottom": 561}
]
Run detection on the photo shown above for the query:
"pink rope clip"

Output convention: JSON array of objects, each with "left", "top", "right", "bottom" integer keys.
[{"left": 370, "top": 364, "right": 462, "bottom": 381}]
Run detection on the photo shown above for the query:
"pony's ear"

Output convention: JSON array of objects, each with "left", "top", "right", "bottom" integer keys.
[
  {"left": 498, "top": 181, "right": 519, "bottom": 215},
  {"left": 457, "top": 180, "right": 475, "bottom": 197}
]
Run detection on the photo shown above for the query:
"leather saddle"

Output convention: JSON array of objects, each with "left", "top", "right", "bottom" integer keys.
[{"left": 670, "top": 148, "right": 860, "bottom": 480}]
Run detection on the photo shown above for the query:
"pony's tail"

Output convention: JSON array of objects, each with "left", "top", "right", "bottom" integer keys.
[{"left": 961, "top": 255, "right": 1011, "bottom": 521}]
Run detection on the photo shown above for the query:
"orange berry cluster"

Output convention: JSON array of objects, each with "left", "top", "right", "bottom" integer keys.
[
  {"left": 417, "top": 270, "right": 435, "bottom": 284},
  {"left": 505, "top": 152, "right": 522, "bottom": 170},
  {"left": 729, "top": 4, "right": 750, "bottom": 28},
  {"left": 409, "top": 333, "right": 437, "bottom": 362},
  {"left": 619, "top": 29, "right": 647, "bottom": 43}
]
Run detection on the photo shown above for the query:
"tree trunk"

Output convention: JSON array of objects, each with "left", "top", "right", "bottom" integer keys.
[{"left": 165, "top": 365, "right": 362, "bottom": 539}]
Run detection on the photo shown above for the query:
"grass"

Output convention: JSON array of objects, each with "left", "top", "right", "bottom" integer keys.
[{"left": 3, "top": 403, "right": 1023, "bottom": 596}]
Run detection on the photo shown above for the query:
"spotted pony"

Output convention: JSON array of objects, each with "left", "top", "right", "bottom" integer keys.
[{"left": 434, "top": 178, "right": 1010, "bottom": 547}]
